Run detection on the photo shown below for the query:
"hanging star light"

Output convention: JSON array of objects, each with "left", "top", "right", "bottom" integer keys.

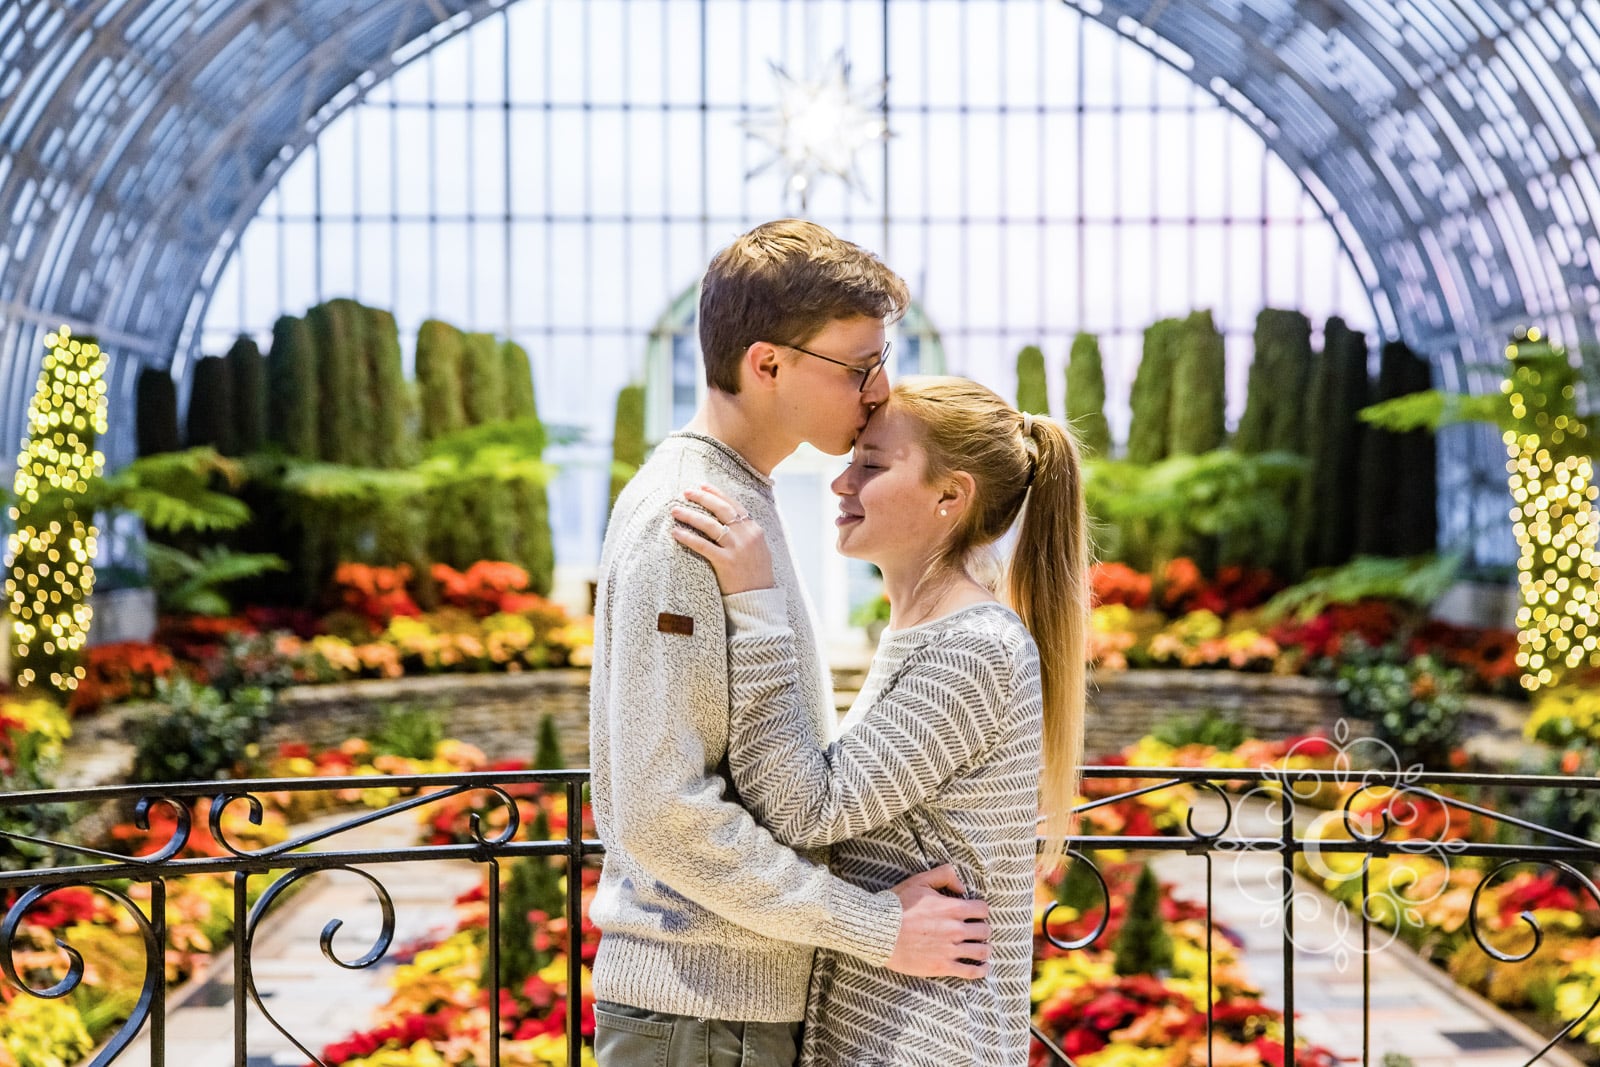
[{"left": 741, "top": 52, "right": 892, "bottom": 213}]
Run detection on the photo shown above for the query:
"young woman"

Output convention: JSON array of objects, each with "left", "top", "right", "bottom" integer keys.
[{"left": 670, "top": 375, "right": 1089, "bottom": 1067}]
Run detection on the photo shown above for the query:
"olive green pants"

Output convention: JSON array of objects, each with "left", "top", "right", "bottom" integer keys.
[{"left": 594, "top": 1001, "right": 802, "bottom": 1067}]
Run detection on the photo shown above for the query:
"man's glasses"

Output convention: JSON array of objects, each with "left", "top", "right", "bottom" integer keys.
[{"left": 780, "top": 341, "right": 892, "bottom": 393}]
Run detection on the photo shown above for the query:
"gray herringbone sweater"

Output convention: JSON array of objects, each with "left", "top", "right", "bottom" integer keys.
[
  {"left": 588, "top": 432, "right": 902, "bottom": 1023},
  {"left": 723, "top": 596, "right": 1043, "bottom": 1066}
]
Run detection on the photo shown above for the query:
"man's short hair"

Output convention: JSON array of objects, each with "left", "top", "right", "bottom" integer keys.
[{"left": 698, "top": 219, "right": 911, "bottom": 393}]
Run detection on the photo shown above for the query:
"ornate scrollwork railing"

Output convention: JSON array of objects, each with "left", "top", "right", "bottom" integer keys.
[{"left": 1, "top": 765, "right": 1596, "bottom": 1067}]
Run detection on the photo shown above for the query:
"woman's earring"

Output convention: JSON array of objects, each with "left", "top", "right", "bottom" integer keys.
[{"left": 939, "top": 508, "right": 949, "bottom": 517}]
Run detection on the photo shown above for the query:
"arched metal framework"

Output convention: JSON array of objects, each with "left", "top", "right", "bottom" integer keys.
[{"left": 2, "top": 0, "right": 1598, "bottom": 470}]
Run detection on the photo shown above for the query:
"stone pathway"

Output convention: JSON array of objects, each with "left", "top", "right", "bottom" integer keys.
[
  {"left": 117, "top": 811, "right": 484, "bottom": 1066},
  {"left": 1150, "top": 794, "right": 1584, "bottom": 1067}
]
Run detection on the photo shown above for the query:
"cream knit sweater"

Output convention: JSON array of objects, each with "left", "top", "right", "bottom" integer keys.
[{"left": 588, "top": 432, "right": 902, "bottom": 1023}]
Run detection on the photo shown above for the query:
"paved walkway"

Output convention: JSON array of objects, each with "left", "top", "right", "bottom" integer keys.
[
  {"left": 1152, "top": 794, "right": 1584, "bottom": 1067},
  {"left": 108, "top": 796, "right": 1583, "bottom": 1067}
]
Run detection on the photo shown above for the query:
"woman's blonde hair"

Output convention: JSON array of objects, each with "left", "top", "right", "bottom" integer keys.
[{"left": 889, "top": 376, "right": 1088, "bottom": 873}]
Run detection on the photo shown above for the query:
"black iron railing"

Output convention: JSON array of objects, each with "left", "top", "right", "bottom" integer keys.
[{"left": 2, "top": 766, "right": 1598, "bottom": 1067}]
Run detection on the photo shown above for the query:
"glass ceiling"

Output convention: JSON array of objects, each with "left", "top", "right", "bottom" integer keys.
[{"left": 3, "top": 0, "right": 1599, "bottom": 460}]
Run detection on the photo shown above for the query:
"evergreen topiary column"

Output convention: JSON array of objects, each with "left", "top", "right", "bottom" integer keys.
[
  {"left": 1065, "top": 333, "right": 1111, "bottom": 457},
  {"left": 136, "top": 366, "right": 181, "bottom": 457},
  {"left": 1300, "top": 318, "right": 1369, "bottom": 570},
  {"left": 185, "top": 355, "right": 237, "bottom": 456},
  {"left": 1238, "top": 309, "right": 1312, "bottom": 456},
  {"left": 610, "top": 383, "right": 647, "bottom": 515},
  {"left": 1126, "top": 318, "right": 1179, "bottom": 464},
  {"left": 1168, "top": 310, "right": 1226, "bottom": 456},
  {"left": 267, "top": 314, "right": 320, "bottom": 459},
  {"left": 415, "top": 320, "right": 475, "bottom": 568},
  {"left": 1015, "top": 345, "right": 1049, "bottom": 416},
  {"left": 502, "top": 339, "right": 554, "bottom": 595},
  {"left": 1355, "top": 338, "right": 1436, "bottom": 557},
  {"left": 462, "top": 332, "right": 516, "bottom": 564},
  {"left": 226, "top": 336, "right": 269, "bottom": 456}
]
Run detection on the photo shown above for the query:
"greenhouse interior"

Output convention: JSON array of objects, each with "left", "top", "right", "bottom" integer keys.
[{"left": 1, "top": 1, "right": 1600, "bottom": 1065}]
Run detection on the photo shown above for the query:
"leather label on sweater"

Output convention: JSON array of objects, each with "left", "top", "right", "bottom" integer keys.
[{"left": 657, "top": 612, "right": 695, "bottom": 636}]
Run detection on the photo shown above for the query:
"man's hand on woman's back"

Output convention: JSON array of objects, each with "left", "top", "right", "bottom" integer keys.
[{"left": 884, "top": 864, "right": 991, "bottom": 980}]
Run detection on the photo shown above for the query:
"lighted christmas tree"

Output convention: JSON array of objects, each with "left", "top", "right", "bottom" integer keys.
[
  {"left": 1503, "top": 327, "right": 1600, "bottom": 689},
  {"left": 6, "top": 326, "right": 107, "bottom": 693}
]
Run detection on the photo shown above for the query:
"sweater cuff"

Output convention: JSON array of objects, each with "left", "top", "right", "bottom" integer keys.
[
  {"left": 724, "top": 588, "right": 789, "bottom": 636},
  {"left": 818, "top": 883, "right": 902, "bottom": 967}
]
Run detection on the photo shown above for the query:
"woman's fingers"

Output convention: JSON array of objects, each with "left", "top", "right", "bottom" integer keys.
[
  {"left": 671, "top": 504, "right": 723, "bottom": 538},
  {"left": 685, "top": 485, "right": 741, "bottom": 522},
  {"left": 670, "top": 522, "right": 718, "bottom": 560}
]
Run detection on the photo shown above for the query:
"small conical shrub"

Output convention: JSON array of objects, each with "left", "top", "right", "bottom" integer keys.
[
  {"left": 136, "top": 367, "right": 181, "bottom": 457},
  {"left": 1016, "top": 345, "right": 1049, "bottom": 416},
  {"left": 1065, "top": 333, "right": 1111, "bottom": 457},
  {"left": 534, "top": 713, "right": 566, "bottom": 770},
  {"left": 1112, "top": 864, "right": 1173, "bottom": 976}
]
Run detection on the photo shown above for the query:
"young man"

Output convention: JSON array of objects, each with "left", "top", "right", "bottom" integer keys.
[{"left": 589, "top": 220, "right": 991, "bottom": 1067}]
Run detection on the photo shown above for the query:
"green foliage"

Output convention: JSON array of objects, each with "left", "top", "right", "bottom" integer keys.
[
  {"left": 849, "top": 593, "right": 892, "bottom": 628},
  {"left": 1126, "top": 319, "right": 1178, "bottom": 464},
  {"left": 1357, "top": 391, "right": 1506, "bottom": 433},
  {"left": 1261, "top": 553, "right": 1462, "bottom": 622},
  {"left": 534, "top": 713, "right": 566, "bottom": 770},
  {"left": 1085, "top": 451, "right": 1306, "bottom": 568},
  {"left": 1298, "top": 318, "right": 1369, "bottom": 572},
  {"left": 144, "top": 543, "right": 286, "bottom": 616},
  {"left": 226, "top": 336, "right": 269, "bottom": 456},
  {"left": 267, "top": 315, "right": 320, "bottom": 459},
  {"left": 1519, "top": 746, "right": 1600, "bottom": 844},
  {"left": 129, "top": 678, "right": 273, "bottom": 783},
  {"left": 55, "top": 448, "right": 253, "bottom": 534},
  {"left": 1151, "top": 709, "right": 1248, "bottom": 750},
  {"left": 1015, "top": 345, "right": 1049, "bottom": 415},
  {"left": 1112, "top": 864, "right": 1173, "bottom": 976},
  {"left": 136, "top": 367, "right": 181, "bottom": 457},
  {"left": 610, "top": 383, "right": 647, "bottom": 513},
  {"left": 372, "top": 705, "right": 444, "bottom": 760},
  {"left": 1168, "top": 311, "right": 1226, "bottom": 456},
  {"left": 1, "top": 722, "right": 69, "bottom": 870},
  {"left": 1237, "top": 309, "right": 1312, "bottom": 456},
  {"left": 1065, "top": 333, "right": 1111, "bottom": 457},
  {"left": 185, "top": 355, "right": 236, "bottom": 456},
  {"left": 462, "top": 331, "right": 509, "bottom": 424},
  {"left": 1523, "top": 686, "right": 1600, "bottom": 747},
  {"left": 1334, "top": 643, "right": 1464, "bottom": 769}
]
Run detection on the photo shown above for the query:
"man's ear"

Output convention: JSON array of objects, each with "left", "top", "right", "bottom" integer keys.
[{"left": 744, "top": 342, "right": 784, "bottom": 389}]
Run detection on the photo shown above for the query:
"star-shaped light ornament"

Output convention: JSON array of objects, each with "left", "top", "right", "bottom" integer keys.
[{"left": 741, "top": 52, "right": 892, "bottom": 213}]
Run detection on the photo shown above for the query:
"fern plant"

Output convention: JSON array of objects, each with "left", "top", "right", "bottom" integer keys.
[
  {"left": 143, "top": 543, "right": 287, "bottom": 616},
  {"left": 1260, "top": 553, "right": 1463, "bottom": 622}
]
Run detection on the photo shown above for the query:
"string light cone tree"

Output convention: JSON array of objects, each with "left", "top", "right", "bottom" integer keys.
[
  {"left": 1503, "top": 327, "right": 1600, "bottom": 690},
  {"left": 6, "top": 326, "right": 108, "bottom": 693}
]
